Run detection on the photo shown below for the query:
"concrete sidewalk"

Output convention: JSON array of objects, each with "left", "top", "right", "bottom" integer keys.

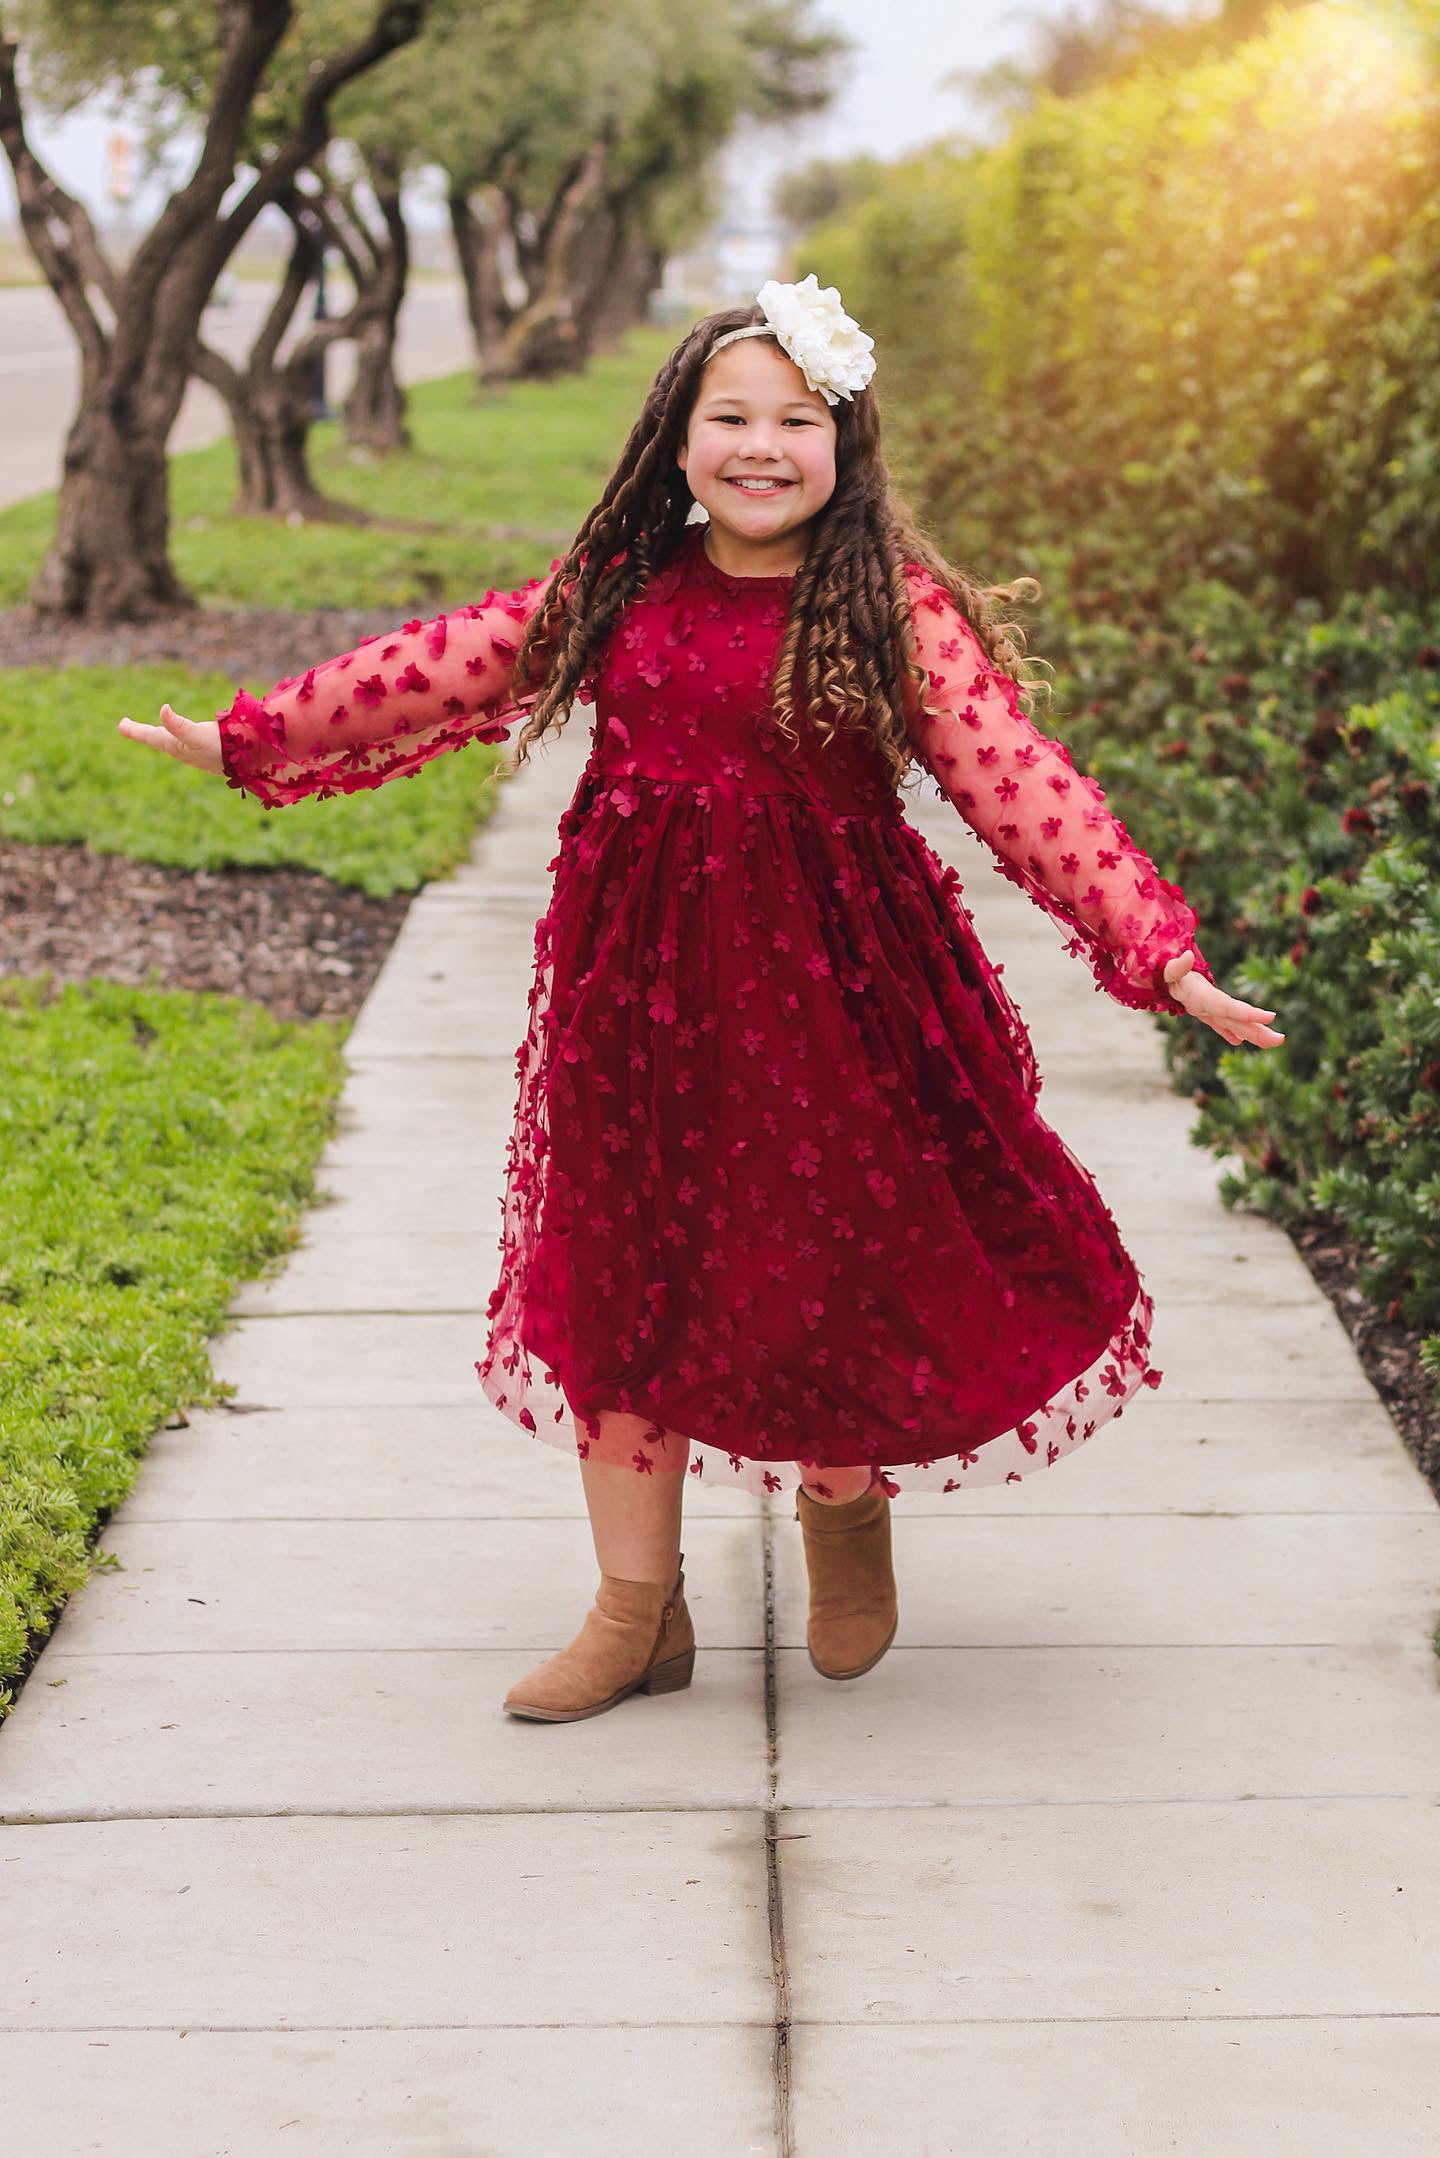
[{"left": 3, "top": 716, "right": 1438, "bottom": 2155}]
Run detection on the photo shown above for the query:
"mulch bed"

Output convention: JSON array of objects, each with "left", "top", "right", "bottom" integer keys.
[
  {"left": 0, "top": 600, "right": 410, "bottom": 683},
  {"left": 1, "top": 842, "right": 409, "bottom": 1026},
  {"left": 1282, "top": 1214, "right": 1440, "bottom": 1502}
]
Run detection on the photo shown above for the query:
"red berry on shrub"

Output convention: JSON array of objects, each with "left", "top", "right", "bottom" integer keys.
[
  {"left": 1331, "top": 1081, "right": 1346, "bottom": 1101},
  {"left": 1386, "top": 1299, "right": 1404, "bottom": 1324},
  {"left": 1399, "top": 779, "right": 1431, "bottom": 812},
  {"left": 1341, "top": 806, "right": 1375, "bottom": 835},
  {"left": 1300, "top": 886, "right": 1323, "bottom": 915},
  {"left": 1290, "top": 940, "right": 1305, "bottom": 964},
  {"left": 1415, "top": 645, "right": 1439, "bottom": 669},
  {"left": 1260, "top": 1144, "right": 1286, "bottom": 1176},
  {"left": 1420, "top": 1062, "right": 1440, "bottom": 1094}
]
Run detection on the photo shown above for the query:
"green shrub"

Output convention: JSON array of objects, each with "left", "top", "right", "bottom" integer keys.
[
  {"left": 811, "top": 1, "right": 1440, "bottom": 607},
  {"left": 1062, "top": 580, "right": 1440, "bottom": 1360}
]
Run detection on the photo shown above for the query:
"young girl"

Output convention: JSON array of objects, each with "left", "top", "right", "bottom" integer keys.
[{"left": 120, "top": 274, "right": 1283, "bottom": 1725}]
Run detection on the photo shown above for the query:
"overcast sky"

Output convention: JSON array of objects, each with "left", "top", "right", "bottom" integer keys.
[{"left": 0, "top": 0, "right": 1204, "bottom": 227}]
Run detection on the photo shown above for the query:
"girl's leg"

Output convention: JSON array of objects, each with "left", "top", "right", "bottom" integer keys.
[
  {"left": 576, "top": 1412, "right": 685, "bottom": 1582},
  {"left": 800, "top": 1461, "right": 875, "bottom": 1504},
  {"left": 502, "top": 1414, "right": 689, "bottom": 1719}
]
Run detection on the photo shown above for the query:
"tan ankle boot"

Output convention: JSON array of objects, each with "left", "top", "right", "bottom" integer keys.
[
  {"left": 795, "top": 1484, "right": 898, "bottom": 1679},
  {"left": 502, "top": 1555, "right": 695, "bottom": 1722}
]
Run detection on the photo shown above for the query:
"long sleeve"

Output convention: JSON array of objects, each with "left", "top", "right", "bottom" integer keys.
[
  {"left": 902, "top": 564, "right": 1215, "bottom": 1017},
  {"left": 217, "top": 556, "right": 567, "bottom": 809}
]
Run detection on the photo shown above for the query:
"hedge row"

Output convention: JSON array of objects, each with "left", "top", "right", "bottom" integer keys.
[{"left": 815, "top": 1, "right": 1440, "bottom": 610}]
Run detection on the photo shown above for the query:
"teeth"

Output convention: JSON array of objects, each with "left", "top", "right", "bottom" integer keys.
[{"left": 729, "top": 478, "right": 789, "bottom": 491}]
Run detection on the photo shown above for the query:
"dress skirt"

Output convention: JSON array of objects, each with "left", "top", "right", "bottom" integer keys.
[{"left": 476, "top": 762, "right": 1161, "bottom": 1499}]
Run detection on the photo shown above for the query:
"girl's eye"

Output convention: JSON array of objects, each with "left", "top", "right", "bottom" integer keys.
[{"left": 711, "top": 415, "right": 814, "bottom": 426}]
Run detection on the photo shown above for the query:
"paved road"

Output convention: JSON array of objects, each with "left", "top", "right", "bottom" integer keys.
[
  {"left": 2, "top": 727, "right": 1438, "bottom": 2150},
  {"left": 0, "top": 276, "right": 475, "bottom": 510}
]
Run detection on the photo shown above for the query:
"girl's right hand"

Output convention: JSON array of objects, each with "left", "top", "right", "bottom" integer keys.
[
  {"left": 1162, "top": 950, "right": 1285, "bottom": 1048},
  {"left": 116, "top": 704, "right": 225, "bottom": 778}
]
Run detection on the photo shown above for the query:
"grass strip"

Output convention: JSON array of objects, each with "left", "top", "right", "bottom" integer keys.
[
  {"left": 0, "top": 975, "right": 347, "bottom": 1715},
  {"left": 2, "top": 663, "right": 513, "bottom": 896}
]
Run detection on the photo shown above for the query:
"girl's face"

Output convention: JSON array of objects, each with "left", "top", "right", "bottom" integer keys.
[{"left": 676, "top": 335, "right": 837, "bottom": 559}]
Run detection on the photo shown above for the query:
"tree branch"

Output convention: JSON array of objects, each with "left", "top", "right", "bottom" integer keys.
[
  {"left": 0, "top": 39, "right": 110, "bottom": 377},
  {"left": 252, "top": 197, "right": 319, "bottom": 376},
  {"left": 331, "top": 172, "right": 383, "bottom": 281},
  {"left": 211, "top": 0, "right": 428, "bottom": 274},
  {"left": 297, "top": 172, "right": 370, "bottom": 292},
  {"left": 119, "top": 0, "right": 295, "bottom": 344}
]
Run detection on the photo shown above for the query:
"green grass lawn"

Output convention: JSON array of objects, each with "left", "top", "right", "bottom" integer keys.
[
  {"left": 0, "top": 976, "right": 348, "bottom": 1715},
  {"left": 2, "top": 663, "right": 517, "bottom": 897},
  {"left": 0, "top": 330, "right": 672, "bottom": 613}
]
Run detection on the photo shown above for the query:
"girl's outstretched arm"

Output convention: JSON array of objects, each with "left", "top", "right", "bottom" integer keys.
[
  {"left": 903, "top": 563, "right": 1228, "bottom": 1021},
  {"left": 118, "top": 557, "right": 568, "bottom": 809},
  {"left": 217, "top": 557, "right": 568, "bottom": 807}
]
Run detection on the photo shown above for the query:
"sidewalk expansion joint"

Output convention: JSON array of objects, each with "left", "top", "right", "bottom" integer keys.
[{"left": 761, "top": 1506, "right": 794, "bottom": 2158}]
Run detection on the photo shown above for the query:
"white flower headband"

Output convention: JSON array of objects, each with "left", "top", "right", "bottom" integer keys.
[{"left": 705, "top": 273, "right": 876, "bottom": 406}]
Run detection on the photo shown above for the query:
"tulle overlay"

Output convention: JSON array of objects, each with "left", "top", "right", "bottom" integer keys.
[
  {"left": 218, "top": 521, "right": 1210, "bottom": 1498},
  {"left": 476, "top": 766, "right": 1166, "bottom": 1496}
]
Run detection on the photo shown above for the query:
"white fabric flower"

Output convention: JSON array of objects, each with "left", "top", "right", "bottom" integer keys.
[{"left": 754, "top": 275, "right": 876, "bottom": 406}]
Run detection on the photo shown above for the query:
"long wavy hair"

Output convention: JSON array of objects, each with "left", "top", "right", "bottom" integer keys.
[{"left": 504, "top": 299, "right": 1052, "bottom": 786}]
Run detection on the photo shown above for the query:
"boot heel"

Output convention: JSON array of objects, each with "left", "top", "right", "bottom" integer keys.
[{"left": 640, "top": 1645, "right": 695, "bottom": 1694}]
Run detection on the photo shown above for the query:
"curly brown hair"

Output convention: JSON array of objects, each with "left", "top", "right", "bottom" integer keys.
[{"left": 504, "top": 300, "right": 1052, "bottom": 787}]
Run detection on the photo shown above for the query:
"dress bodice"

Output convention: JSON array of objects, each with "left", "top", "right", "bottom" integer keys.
[{"left": 584, "top": 524, "right": 902, "bottom": 820}]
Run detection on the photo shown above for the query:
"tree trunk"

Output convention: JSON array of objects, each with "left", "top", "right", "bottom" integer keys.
[
  {"left": 342, "top": 151, "right": 410, "bottom": 451},
  {"left": 573, "top": 206, "right": 661, "bottom": 356},
  {"left": 190, "top": 230, "right": 369, "bottom": 523},
  {"left": 494, "top": 136, "right": 611, "bottom": 382},
  {"left": 223, "top": 377, "right": 368, "bottom": 521},
  {"left": 32, "top": 396, "right": 191, "bottom": 619},
  {"left": 344, "top": 319, "right": 409, "bottom": 449},
  {"left": 449, "top": 183, "right": 514, "bottom": 385}
]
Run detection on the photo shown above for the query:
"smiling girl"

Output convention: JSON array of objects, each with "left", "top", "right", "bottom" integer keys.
[{"left": 119, "top": 275, "right": 1281, "bottom": 1723}]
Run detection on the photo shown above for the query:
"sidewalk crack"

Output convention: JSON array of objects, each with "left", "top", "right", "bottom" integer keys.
[{"left": 762, "top": 1506, "right": 793, "bottom": 2156}]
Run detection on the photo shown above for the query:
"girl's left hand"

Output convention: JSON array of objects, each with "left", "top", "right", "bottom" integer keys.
[
  {"left": 116, "top": 704, "right": 225, "bottom": 778},
  {"left": 1163, "top": 951, "right": 1285, "bottom": 1048}
]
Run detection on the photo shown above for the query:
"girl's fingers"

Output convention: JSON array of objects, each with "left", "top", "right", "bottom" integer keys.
[
  {"left": 118, "top": 707, "right": 224, "bottom": 776},
  {"left": 117, "top": 716, "right": 179, "bottom": 755}
]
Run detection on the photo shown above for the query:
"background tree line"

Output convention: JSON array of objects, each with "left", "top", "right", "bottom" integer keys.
[{"left": 0, "top": 0, "right": 843, "bottom": 622}]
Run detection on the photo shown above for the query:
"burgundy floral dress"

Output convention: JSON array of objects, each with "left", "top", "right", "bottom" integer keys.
[{"left": 219, "top": 521, "right": 1215, "bottom": 1499}]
